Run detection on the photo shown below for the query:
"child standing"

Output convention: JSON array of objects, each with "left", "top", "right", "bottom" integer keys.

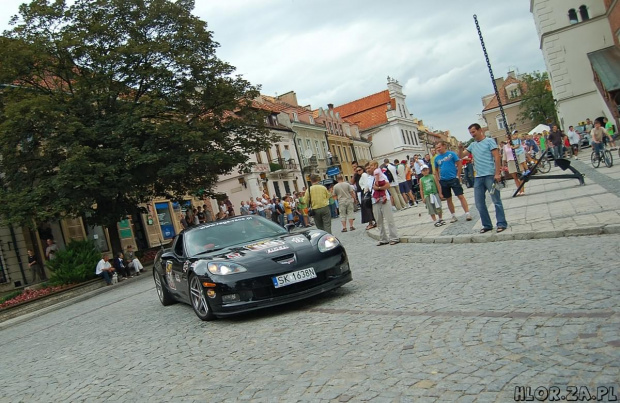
[
  {"left": 419, "top": 165, "right": 445, "bottom": 227},
  {"left": 372, "top": 167, "right": 388, "bottom": 204}
]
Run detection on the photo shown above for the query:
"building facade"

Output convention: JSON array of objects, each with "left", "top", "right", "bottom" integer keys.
[
  {"left": 530, "top": 0, "right": 617, "bottom": 128},
  {"left": 333, "top": 78, "right": 424, "bottom": 162},
  {"left": 481, "top": 72, "right": 537, "bottom": 140}
]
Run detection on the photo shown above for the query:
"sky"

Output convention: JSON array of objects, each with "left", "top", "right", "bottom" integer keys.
[{"left": 0, "top": 0, "right": 547, "bottom": 141}]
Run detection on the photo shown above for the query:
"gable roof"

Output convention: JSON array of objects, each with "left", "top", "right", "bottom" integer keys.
[
  {"left": 333, "top": 90, "right": 391, "bottom": 130},
  {"left": 482, "top": 76, "right": 525, "bottom": 112}
]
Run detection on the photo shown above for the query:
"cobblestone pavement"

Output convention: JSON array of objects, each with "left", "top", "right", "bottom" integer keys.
[
  {"left": 1, "top": 230, "right": 619, "bottom": 402},
  {"left": 369, "top": 157, "right": 620, "bottom": 243}
]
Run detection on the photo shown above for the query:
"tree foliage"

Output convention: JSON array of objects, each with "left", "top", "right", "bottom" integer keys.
[
  {"left": 46, "top": 239, "right": 101, "bottom": 285},
  {"left": 517, "top": 71, "right": 557, "bottom": 126},
  {"left": 0, "top": 0, "right": 275, "bottom": 227}
]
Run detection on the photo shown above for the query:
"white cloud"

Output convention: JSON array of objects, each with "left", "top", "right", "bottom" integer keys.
[{"left": 0, "top": 0, "right": 547, "bottom": 140}]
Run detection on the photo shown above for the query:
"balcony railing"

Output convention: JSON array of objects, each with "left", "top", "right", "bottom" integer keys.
[{"left": 269, "top": 158, "right": 298, "bottom": 172}]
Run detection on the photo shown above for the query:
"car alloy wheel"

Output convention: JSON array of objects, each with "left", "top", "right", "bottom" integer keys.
[
  {"left": 189, "top": 274, "right": 215, "bottom": 321},
  {"left": 154, "top": 270, "right": 175, "bottom": 306}
]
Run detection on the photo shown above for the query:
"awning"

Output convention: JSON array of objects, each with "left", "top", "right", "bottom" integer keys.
[{"left": 588, "top": 46, "right": 620, "bottom": 92}]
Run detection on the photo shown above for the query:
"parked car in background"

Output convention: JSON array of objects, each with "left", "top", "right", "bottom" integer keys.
[{"left": 574, "top": 124, "right": 591, "bottom": 148}]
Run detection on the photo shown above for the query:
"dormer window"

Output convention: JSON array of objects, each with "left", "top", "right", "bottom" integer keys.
[
  {"left": 579, "top": 5, "right": 589, "bottom": 21},
  {"left": 309, "top": 115, "right": 314, "bottom": 124},
  {"left": 292, "top": 112, "right": 298, "bottom": 122},
  {"left": 568, "top": 9, "right": 578, "bottom": 24}
]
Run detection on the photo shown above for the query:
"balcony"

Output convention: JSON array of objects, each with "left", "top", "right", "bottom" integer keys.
[
  {"left": 326, "top": 155, "right": 340, "bottom": 166},
  {"left": 269, "top": 158, "right": 298, "bottom": 172}
]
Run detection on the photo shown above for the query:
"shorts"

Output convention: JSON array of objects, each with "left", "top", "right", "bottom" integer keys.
[
  {"left": 398, "top": 181, "right": 412, "bottom": 194},
  {"left": 439, "top": 178, "right": 464, "bottom": 198},
  {"left": 338, "top": 200, "right": 355, "bottom": 221},
  {"left": 517, "top": 153, "right": 525, "bottom": 164},
  {"left": 424, "top": 196, "right": 442, "bottom": 216},
  {"left": 287, "top": 213, "right": 294, "bottom": 222},
  {"left": 571, "top": 144, "right": 579, "bottom": 151},
  {"left": 506, "top": 160, "right": 520, "bottom": 174}
]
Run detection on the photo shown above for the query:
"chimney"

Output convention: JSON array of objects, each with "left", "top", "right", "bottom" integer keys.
[
  {"left": 507, "top": 71, "right": 516, "bottom": 79},
  {"left": 327, "top": 103, "right": 334, "bottom": 110}
]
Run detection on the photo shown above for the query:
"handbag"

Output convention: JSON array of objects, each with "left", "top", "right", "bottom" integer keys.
[
  {"left": 362, "top": 191, "right": 372, "bottom": 209},
  {"left": 307, "top": 187, "right": 315, "bottom": 217}
]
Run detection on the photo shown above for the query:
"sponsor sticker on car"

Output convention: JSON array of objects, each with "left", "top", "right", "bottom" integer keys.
[
  {"left": 244, "top": 239, "right": 285, "bottom": 251},
  {"left": 272, "top": 268, "right": 317, "bottom": 288}
]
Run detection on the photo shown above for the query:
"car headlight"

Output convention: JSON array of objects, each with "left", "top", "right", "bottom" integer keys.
[
  {"left": 207, "top": 262, "right": 248, "bottom": 275},
  {"left": 318, "top": 234, "right": 340, "bottom": 252}
]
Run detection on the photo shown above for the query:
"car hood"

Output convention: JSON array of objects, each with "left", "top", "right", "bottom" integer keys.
[{"left": 192, "top": 230, "right": 325, "bottom": 264}]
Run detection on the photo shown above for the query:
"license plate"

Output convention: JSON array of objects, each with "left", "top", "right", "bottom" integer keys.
[{"left": 272, "top": 268, "right": 317, "bottom": 288}]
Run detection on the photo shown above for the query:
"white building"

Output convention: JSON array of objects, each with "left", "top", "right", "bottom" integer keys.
[
  {"left": 530, "top": 0, "right": 616, "bottom": 127},
  {"left": 334, "top": 78, "right": 424, "bottom": 162}
]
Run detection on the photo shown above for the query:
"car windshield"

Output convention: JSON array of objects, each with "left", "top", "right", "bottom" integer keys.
[{"left": 184, "top": 216, "right": 287, "bottom": 256}]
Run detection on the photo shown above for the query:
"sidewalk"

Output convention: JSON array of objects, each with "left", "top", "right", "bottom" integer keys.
[
  {"left": 367, "top": 157, "right": 620, "bottom": 244},
  {"left": 0, "top": 267, "right": 152, "bottom": 330}
]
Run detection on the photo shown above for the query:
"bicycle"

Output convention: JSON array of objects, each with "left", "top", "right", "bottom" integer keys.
[
  {"left": 591, "top": 146, "right": 613, "bottom": 168},
  {"left": 526, "top": 151, "right": 551, "bottom": 174}
]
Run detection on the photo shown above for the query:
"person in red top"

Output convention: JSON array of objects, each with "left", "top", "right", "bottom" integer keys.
[{"left": 461, "top": 152, "right": 474, "bottom": 188}]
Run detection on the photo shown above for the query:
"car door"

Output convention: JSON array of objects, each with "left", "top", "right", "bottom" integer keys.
[{"left": 164, "top": 234, "right": 190, "bottom": 301}]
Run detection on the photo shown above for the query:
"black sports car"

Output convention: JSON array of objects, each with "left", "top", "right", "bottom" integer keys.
[{"left": 153, "top": 215, "right": 351, "bottom": 320}]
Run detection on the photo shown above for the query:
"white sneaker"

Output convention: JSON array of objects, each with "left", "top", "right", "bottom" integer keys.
[
  {"left": 391, "top": 206, "right": 397, "bottom": 212},
  {"left": 450, "top": 216, "right": 458, "bottom": 223},
  {"left": 466, "top": 214, "right": 472, "bottom": 221}
]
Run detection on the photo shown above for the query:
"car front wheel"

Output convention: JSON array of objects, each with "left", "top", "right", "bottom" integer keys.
[
  {"left": 154, "top": 269, "right": 175, "bottom": 306},
  {"left": 189, "top": 274, "right": 216, "bottom": 321}
]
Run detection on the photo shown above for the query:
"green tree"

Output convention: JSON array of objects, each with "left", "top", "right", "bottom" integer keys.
[
  {"left": 0, "top": 0, "right": 275, "bottom": 227},
  {"left": 517, "top": 71, "right": 557, "bottom": 126}
]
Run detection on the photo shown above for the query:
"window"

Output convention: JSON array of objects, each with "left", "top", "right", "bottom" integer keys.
[
  {"left": 292, "top": 112, "right": 298, "bottom": 122},
  {"left": 306, "top": 139, "right": 312, "bottom": 155},
  {"left": 256, "top": 152, "right": 263, "bottom": 163},
  {"left": 322, "top": 141, "right": 328, "bottom": 156},
  {"left": 579, "top": 5, "right": 589, "bottom": 21},
  {"left": 315, "top": 140, "right": 321, "bottom": 158},
  {"left": 568, "top": 8, "right": 578, "bottom": 24},
  {"left": 266, "top": 148, "right": 273, "bottom": 162},
  {"left": 510, "top": 89, "right": 520, "bottom": 98},
  {"left": 328, "top": 122, "right": 333, "bottom": 133},
  {"left": 337, "top": 146, "right": 343, "bottom": 162},
  {"left": 407, "top": 131, "right": 413, "bottom": 145},
  {"left": 401, "top": 129, "right": 406, "bottom": 144},
  {"left": 496, "top": 115, "right": 505, "bottom": 130},
  {"left": 283, "top": 181, "right": 291, "bottom": 195},
  {"left": 309, "top": 115, "right": 314, "bottom": 124},
  {"left": 296, "top": 138, "right": 302, "bottom": 153},
  {"left": 174, "top": 234, "right": 184, "bottom": 256},
  {"left": 273, "top": 181, "right": 281, "bottom": 198}
]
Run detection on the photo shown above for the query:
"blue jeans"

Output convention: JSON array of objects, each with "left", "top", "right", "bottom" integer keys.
[
  {"left": 98, "top": 271, "right": 112, "bottom": 285},
  {"left": 593, "top": 142, "right": 604, "bottom": 157},
  {"left": 474, "top": 175, "right": 507, "bottom": 230}
]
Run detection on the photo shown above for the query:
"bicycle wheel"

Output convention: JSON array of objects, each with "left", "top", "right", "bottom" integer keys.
[
  {"left": 603, "top": 150, "right": 613, "bottom": 167},
  {"left": 538, "top": 158, "right": 551, "bottom": 174},
  {"left": 591, "top": 152, "right": 601, "bottom": 168}
]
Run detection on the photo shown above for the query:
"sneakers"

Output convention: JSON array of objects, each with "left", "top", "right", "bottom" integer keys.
[
  {"left": 450, "top": 216, "right": 458, "bottom": 223},
  {"left": 466, "top": 213, "right": 472, "bottom": 221}
]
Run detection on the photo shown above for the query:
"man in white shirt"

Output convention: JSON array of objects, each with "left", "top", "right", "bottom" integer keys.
[
  {"left": 95, "top": 254, "right": 114, "bottom": 286},
  {"left": 367, "top": 160, "right": 399, "bottom": 245},
  {"left": 567, "top": 125, "right": 581, "bottom": 160},
  {"left": 383, "top": 159, "right": 406, "bottom": 211}
]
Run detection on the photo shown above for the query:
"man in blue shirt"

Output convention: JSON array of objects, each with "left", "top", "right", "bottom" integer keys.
[
  {"left": 458, "top": 123, "right": 507, "bottom": 233},
  {"left": 433, "top": 141, "right": 472, "bottom": 223}
]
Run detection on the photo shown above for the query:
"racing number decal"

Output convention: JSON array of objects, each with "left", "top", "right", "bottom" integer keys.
[{"left": 165, "top": 260, "right": 176, "bottom": 290}]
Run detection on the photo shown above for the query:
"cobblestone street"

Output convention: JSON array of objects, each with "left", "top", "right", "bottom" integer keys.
[{"left": 1, "top": 229, "right": 619, "bottom": 402}]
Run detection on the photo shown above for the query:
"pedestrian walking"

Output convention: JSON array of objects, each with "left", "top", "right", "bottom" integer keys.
[
  {"left": 308, "top": 174, "right": 332, "bottom": 234},
  {"left": 433, "top": 141, "right": 472, "bottom": 222},
  {"left": 419, "top": 165, "right": 445, "bottom": 227},
  {"left": 332, "top": 174, "right": 356, "bottom": 232},
  {"left": 459, "top": 123, "right": 507, "bottom": 233},
  {"left": 367, "top": 160, "right": 399, "bottom": 245}
]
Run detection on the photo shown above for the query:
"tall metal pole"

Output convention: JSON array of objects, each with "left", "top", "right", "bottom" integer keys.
[{"left": 473, "top": 15, "right": 520, "bottom": 173}]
